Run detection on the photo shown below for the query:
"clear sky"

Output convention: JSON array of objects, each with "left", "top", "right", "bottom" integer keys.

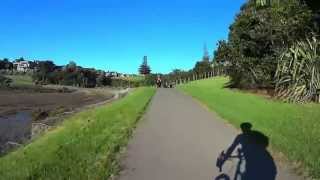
[{"left": 0, "top": 0, "right": 245, "bottom": 74}]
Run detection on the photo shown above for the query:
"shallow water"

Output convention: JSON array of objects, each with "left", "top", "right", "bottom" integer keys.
[{"left": 0, "top": 111, "right": 32, "bottom": 147}]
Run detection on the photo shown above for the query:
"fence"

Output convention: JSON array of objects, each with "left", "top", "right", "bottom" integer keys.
[{"left": 167, "top": 66, "right": 226, "bottom": 87}]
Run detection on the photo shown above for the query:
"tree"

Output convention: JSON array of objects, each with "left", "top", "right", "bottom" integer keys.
[
  {"left": 0, "top": 75, "right": 12, "bottom": 87},
  {"left": 224, "top": 0, "right": 314, "bottom": 88},
  {"left": 192, "top": 43, "right": 213, "bottom": 75},
  {"left": 15, "top": 57, "right": 25, "bottom": 62},
  {"left": 96, "top": 72, "right": 111, "bottom": 86},
  {"left": 62, "top": 61, "right": 79, "bottom": 86},
  {"left": 202, "top": 43, "right": 210, "bottom": 62},
  {"left": 139, "top": 56, "right": 151, "bottom": 75},
  {"left": 0, "top": 59, "right": 5, "bottom": 69},
  {"left": 33, "top": 61, "right": 56, "bottom": 83},
  {"left": 193, "top": 60, "right": 212, "bottom": 75},
  {"left": 304, "top": 0, "right": 320, "bottom": 12},
  {"left": 214, "top": 40, "right": 232, "bottom": 64},
  {"left": 0, "top": 58, "right": 13, "bottom": 70},
  {"left": 81, "top": 69, "right": 97, "bottom": 88},
  {"left": 66, "top": 61, "right": 77, "bottom": 72},
  {"left": 165, "top": 69, "right": 194, "bottom": 83}
]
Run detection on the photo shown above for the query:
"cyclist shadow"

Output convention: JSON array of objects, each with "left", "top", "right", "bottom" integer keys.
[{"left": 215, "top": 122, "right": 277, "bottom": 180}]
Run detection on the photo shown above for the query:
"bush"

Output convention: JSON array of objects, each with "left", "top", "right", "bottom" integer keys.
[
  {"left": 275, "top": 37, "right": 320, "bottom": 103},
  {"left": 220, "top": 0, "right": 314, "bottom": 89},
  {"left": 0, "top": 75, "right": 12, "bottom": 87}
]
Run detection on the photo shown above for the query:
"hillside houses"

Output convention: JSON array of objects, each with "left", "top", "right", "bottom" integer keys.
[
  {"left": 13, "top": 61, "right": 31, "bottom": 72},
  {"left": 105, "top": 71, "right": 128, "bottom": 78},
  {"left": 12, "top": 60, "right": 51, "bottom": 72}
]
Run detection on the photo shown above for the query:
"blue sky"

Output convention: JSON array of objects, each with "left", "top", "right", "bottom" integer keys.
[{"left": 0, "top": 0, "right": 245, "bottom": 74}]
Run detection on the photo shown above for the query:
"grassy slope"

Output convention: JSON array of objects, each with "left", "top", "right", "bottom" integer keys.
[
  {"left": 5, "top": 75, "right": 33, "bottom": 86},
  {"left": 0, "top": 87, "right": 155, "bottom": 180},
  {"left": 179, "top": 77, "right": 320, "bottom": 178}
]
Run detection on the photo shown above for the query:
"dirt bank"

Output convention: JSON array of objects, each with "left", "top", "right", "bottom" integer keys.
[{"left": 0, "top": 86, "right": 118, "bottom": 155}]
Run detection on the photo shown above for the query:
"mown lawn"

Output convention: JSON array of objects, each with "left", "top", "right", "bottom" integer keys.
[
  {"left": 179, "top": 77, "right": 320, "bottom": 179},
  {"left": 0, "top": 87, "right": 155, "bottom": 180}
]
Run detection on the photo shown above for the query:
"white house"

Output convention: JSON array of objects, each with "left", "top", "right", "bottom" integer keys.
[{"left": 13, "top": 61, "right": 30, "bottom": 72}]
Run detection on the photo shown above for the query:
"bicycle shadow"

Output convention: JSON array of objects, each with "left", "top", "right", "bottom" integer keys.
[{"left": 215, "top": 122, "right": 277, "bottom": 180}]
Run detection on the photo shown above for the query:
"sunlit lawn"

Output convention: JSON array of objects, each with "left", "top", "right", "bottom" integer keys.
[{"left": 179, "top": 77, "right": 320, "bottom": 178}]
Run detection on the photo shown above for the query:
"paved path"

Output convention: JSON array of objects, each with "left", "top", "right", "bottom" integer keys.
[{"left": 118, "top": 89, "right": 300, "bottom": 180}]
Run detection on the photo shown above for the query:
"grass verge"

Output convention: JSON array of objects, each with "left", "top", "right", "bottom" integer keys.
[
  {"left": 178, "top": 77, "right": 320, "bottom": 179},
  {"left": 0, "top": 87, "right": 155, "bottom": 180}
]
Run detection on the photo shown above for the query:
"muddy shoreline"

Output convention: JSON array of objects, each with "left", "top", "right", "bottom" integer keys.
[
  {"left": 0, "top": 87, "right": 129, "bottom": 155},
  {"left": 0, "top": 111, "right": 32, "bottom": 153}
]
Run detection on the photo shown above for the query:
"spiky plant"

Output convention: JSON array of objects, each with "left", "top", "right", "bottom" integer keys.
[{"left": 275, "top": 37, "right": 320, "bottom": 103}]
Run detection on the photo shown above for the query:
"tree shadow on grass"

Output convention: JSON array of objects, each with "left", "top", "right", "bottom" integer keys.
[{"left": 215, "top": 122, "right": 277, "bottom": 180}]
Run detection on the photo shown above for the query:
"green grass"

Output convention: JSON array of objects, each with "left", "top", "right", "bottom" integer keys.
[
  {"left": 179, "top": 77, "right": 320, "bottom": 179},
  {"left": 5, "top": 75, "right": 33, "bottom": 86},
  {"left": 0, "top": 87, "right": 155, "bottom": 180},
  {"left": 127, "top": 75, "right": 145, "bottom": 82},
  {"left": 114, "top": 75, "right": 145, "bottom": 82}
]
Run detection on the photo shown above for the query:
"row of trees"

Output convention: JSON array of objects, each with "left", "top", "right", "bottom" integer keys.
[
  {"left": 0, "top": 59, "right": 114, "bottom": 88},
  {"left": 213, "top": 0, "right": 320, "bottom": 102},
  {"left": 32, "top": 61, "right": 111, "bottom": 88}
]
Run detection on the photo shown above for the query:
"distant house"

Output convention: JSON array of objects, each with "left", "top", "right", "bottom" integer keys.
[
  {"left": 105, "top": 71, "right": 128, "bottom": 79},
  {"left": 13, "top": 61, "right": 30, "bottom": 72},
  {"left": 106, "top": 71, "right": 119, "bottom": 77}
]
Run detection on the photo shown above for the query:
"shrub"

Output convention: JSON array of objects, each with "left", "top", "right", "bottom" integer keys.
[
  {"left": 275, "top": 37, "right": 320, "bottom": 102},
  {"left": 0, "top": 75, "right": 12, "bottom": 87}
]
